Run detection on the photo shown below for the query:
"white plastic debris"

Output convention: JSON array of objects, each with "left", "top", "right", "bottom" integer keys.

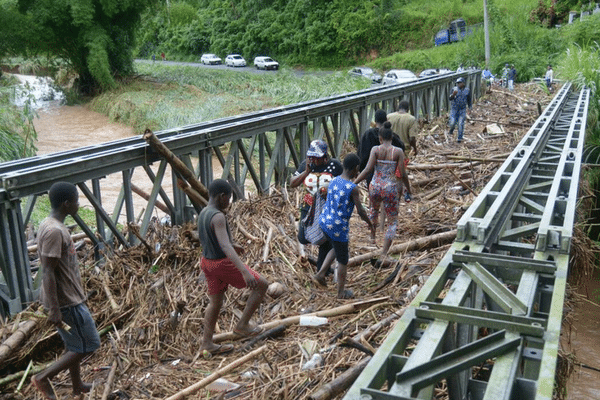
[
  {"left": 302, "top": 353, "right": 323, "bottom": 370},
  {"left": 299, "top": 316, "right": 328, "bottom": 326}
]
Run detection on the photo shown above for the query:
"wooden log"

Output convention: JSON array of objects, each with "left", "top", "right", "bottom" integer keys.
[
  {"left": 0, "top": 320, "right": 36, "bottom": 364},
  {"left": 347, "top": 230, "right": 457, "bottom": 268},
  {"left": 176, "top": 178, "right": 207, "bottom": 207},
  {"left": 100, "top": 360, "right": 118, "bottom": 400},
  {"left": 421, "top": 187, "right": 444, "bottom": 201},
  {"left": 143, "top": 129, "right": 209, "bottom": 201},
  {"left": 242, "top": 325, "right": 286, "bottom": 351},
  {"left": 130, "top": 183, "right": 169, "bottom": 213},
  {"left": 410, "top": 161, "right": 481, "bottom": 171},
  {"left": 164, "top": 345, "right": 267, "bottom": 400},
  {"left": 353, "top": 309, "right": 405, "bottom": 342},
  {"left": 262, "top": 226, "right": 274, "bottom": 262},
  {"left": 213, "top": 297, "right": 389, "bottom": 343},
  {"left": 446, "top": 154, "right": 508, "bottom": 163},
  {"left": 28, "top": 232, "right": 88, "bottom": 253},
  {"left": 308, "top": 356, "right": 372, "bottom": 400}
]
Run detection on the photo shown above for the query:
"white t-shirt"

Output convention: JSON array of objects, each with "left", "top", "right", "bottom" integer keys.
[{"left": 545, "top": 69, "right": 553, "bottom": 82}]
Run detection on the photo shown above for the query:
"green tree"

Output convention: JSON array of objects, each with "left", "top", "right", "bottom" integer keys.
[{"left": 14, "top": 0, "right": 157, "bottom": 93}]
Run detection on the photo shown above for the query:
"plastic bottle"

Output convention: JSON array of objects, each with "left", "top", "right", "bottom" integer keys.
[
  {"left": 302, "top": 353, "right": 323, "bottom": 370},
  {"left": 299, "top": 315, "right": 328, "bottom": 326}
]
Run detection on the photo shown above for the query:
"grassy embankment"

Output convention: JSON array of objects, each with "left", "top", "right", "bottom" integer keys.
[{"left": 89, "top": 63, "right": 372, "bottom": 133}]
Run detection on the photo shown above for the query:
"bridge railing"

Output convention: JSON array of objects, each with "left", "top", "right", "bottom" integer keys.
[{"left": 0, "top": 71, "right": 481, "bottom": 316}]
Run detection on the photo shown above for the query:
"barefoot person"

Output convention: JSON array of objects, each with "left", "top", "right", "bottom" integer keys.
[
  {"left": 199, "top": 179, "right": 269, "bottom": 356},
  {"left": 32, "top": 182, "right": 100, "bottom": 400},
  {"left": 313, "top": 154, "right": 374, "bottom": 299}
]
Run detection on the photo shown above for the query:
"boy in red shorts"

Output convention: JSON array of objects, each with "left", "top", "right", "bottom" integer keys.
[{"left": 198, "top": 179, "right": 269, "bottom": 356}]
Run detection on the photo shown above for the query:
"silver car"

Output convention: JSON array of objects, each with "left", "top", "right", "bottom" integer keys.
[
  {"left": 348, "top": 67, "right": 382, "bottom": 83},
  {"left": 382, "top": 69, "right": 418, "bottom": 85}
]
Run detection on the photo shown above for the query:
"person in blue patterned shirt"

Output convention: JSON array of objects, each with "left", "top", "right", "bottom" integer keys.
[
  {"left": 312, "top": 154, "right": 374, "bottom": 299},
  {"left": 448, "top": 77, "right": 472, "bottom": 143}
]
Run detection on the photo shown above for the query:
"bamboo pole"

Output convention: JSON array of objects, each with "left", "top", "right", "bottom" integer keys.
[
  {"left": 130, "top": 183, "right": 169, "bottom": 213},
  {"left": 347, "top": 230, "right": 457, "bottom": 268},
  {"left": 308, "top": 356, "right": 372, "bottom": 400},
  {"left": 176, "top": 178, "right": 207, "bottom": 207},
  {"left": 0, "top": 320, "right": 36, "bottom": 364},
  {"left": 0, "top": 362, "right": 53, "bottom": 387},
  {"left": 100, "top": 360, "right": 118, "bottom": 400},
  {"left": 143, "top": 129, "right": 209, "bottom": 202},
  {"left": 164, "top": 345, "right": 268, "bottom": 400},
  {"left": 410, "top": 161, "right": 481, "bottom": 171},
  {"left": 213, "top": 297, "right": 389, "bottom": 343}
]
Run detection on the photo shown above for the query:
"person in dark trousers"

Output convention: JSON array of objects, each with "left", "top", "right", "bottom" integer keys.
[
  {"left": 290, "top": 140, "right": 342, "bottom": 273},
  {"left": 508, "top": 64, "right": 517, "bottom": 91},
  {"left": 448, "top": 77, "right": 472, "bottom": 143},
  {"left": 313, "top": 154, "right": 374, "bottom": 299},
  {"left": 198, "top": 179, "right": 269, "bottom": 356},
  {"left": 545, "top": 65, "right": 553, "bottom": 92},
  {"left": 31, "top": 182, "right": 100, "bottom": 400}
]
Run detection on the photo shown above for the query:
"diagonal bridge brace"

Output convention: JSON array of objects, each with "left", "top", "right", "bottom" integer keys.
[
  {"left": 461, "top": 262, "right": 528, "bottom": 316},
  {"left": 386, "top": 330, "right": 520, "bottom": 398}
]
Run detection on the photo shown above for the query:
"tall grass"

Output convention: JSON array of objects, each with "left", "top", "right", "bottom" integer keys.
[
  {"left": 0, "top": 76, "right": 38, "bottom": 162},
  {"left": 89, "top": 63, "right": 371, "bottom": 132}
]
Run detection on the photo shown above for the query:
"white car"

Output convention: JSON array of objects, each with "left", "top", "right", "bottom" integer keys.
[
  {"left": 254, "top": 56, "right": 279, "bottom": 70},
  {"left": 225, "top": 54, "right": 247, "bottom": 67},
  {"left": 382, "top": 69, "right": 418, "bottom": 85},
  {"left": 200, "top": 54, "right": 222, "bottom": 65}
]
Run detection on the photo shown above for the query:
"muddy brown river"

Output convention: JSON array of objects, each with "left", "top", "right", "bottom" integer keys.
[{"left": 31, "top": 98, "right": 600, "bottom": 400}]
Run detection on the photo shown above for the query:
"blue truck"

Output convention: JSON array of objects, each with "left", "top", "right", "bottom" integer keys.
[{"left": 434, "top": 19, "right": 477, "bottom": 46}]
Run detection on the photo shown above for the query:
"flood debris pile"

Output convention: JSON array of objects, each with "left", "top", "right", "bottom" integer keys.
[{"left": 1, "top": 83, "right": 573, "bottom": 400}]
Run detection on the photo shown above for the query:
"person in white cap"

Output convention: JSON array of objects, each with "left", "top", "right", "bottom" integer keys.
[
  {"left": 448, "top": 77, "right": 472, "bottom": 143},
  {"left": 290, "top": 140, "right": 342, "bottom": 272}
]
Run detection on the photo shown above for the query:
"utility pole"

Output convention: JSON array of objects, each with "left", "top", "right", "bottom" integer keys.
[{"left": 484, "top": 0, "right": 490, "bottom": 69}]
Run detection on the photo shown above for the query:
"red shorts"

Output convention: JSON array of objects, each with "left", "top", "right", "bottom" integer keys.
[{"left": 201, "top": 257, "right": 261, "bottom": 295}]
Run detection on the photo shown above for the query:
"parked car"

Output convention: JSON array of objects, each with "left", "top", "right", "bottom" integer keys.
[
  {"left": 418, "top": 69, "right": 439, "bottom": 78},
  {"left": 348, "top": 67, "right": 382, "bottom": 83},
  {"left": 200, "top": 54, "right": 222, "bottom": 65},
  {"left": 254, "top": 56, "right": 279, "bottom": 70},
  {"left": 381, "top": 69, "right": 418, "bottom": 85},
  {"left": 225, "top": 54, "right": 247, "bottom": 67}
]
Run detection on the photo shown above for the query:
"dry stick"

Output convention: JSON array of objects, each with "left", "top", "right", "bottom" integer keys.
[
  {"left": 130, "top": 183, "right": 169, "bottom": 213},
  {"left": 143, "top": 129, "right": 209, "bottom": 202},
  {"left": 127, "top": 223, "right": 154, "bottom": 255},
  {"left": 353, "top": 309, "right": 405, "bottom": 343},
  {"left": 236, "top": 216, "right": 259, "bottom": 241},
  {"left": 100, "top": 360, "right": 118, "bottom": 400},
  {"left": 446, "top": 154, "right": 508, "bottom": 163},
  {"left": 448, "top": 169, "right": 477, "bottom": 196},
  {"left": 0, "top": 362, "right": 53, "bottom": 387},
  {"left": 213, "top": 297, "right": 389, "bottom": 343},
  {"left": 347, "top": 230, "right": 457, "bottom": 268},
  {"left": 421, "top": 186, "right": 444, "bottom": 202},
  {"left": 0, "top": 320, "right": 36, "bottom": 364},
  {"left": 308, "top": 356, "right": 372, "bottom": 400},
  {"left": 262, "top": 226, "right": 274, "bottom": 262},
  {"left": 15, "top": 359, "right": 33, "bottom": 392},
  {"left": 99, "top": 272, "right": 120, "bottom": 311},
  {"left": 165, "top": 345, "right": 268, "bottom": 400},
  {"left": 242, "top": 325, "right": 287, "bottom": 351}
]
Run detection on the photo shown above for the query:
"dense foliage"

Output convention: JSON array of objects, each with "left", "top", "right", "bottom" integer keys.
[
  {"left": 0, "top": 75, "right": 37, "bottom": 162},
  {"left": 2, "top": 0, "right": 157, "bottom": 93},
  {"left": 136, "top": 0, "right": 485, "bottom": 66}
]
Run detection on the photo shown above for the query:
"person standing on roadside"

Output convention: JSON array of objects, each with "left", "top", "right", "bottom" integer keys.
[
  {"left": 198, "top": 179, "right": 269, "bottom": 356},
  {"left": 501, "top": 63, "right": 510, "bottom": 88},
  {"left": 31, "top": 182, "right": 100, "bottom": 400},
  {"left": 161, "top": 52, "right": 166, "bottom": 61},
  {"left": 545, "top": 65, "right": 553, "bottom": 92},
  {"left": 508, "top": 64, "right": 517, "bottom": 91},
  {"left": 448, "top": 77, "right": 472, "bottom": 144}
]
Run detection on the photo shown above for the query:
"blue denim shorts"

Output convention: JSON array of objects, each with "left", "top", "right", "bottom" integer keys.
[{"left": 58, "top": 303, "right": 101, "bottom": 353}]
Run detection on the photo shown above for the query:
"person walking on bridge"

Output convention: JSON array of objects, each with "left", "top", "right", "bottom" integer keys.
[
  {"left": 31, "top": 182, "right": 100, "bottom": 400},
  {"left": 447, "top": 77, "right": 472, "bottom": 144}
]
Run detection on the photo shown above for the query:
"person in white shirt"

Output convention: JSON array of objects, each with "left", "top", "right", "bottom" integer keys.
[{"left": 545, "top": 65, "right": 554, "bottom": 92}]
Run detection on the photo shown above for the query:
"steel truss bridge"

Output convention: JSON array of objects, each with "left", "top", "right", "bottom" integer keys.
[
  {"left": 0, "top": 72, "right": 480, "bottom": 316},
  {"left": 345, "top": 82, "right": 589, "bottom": 400}
]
